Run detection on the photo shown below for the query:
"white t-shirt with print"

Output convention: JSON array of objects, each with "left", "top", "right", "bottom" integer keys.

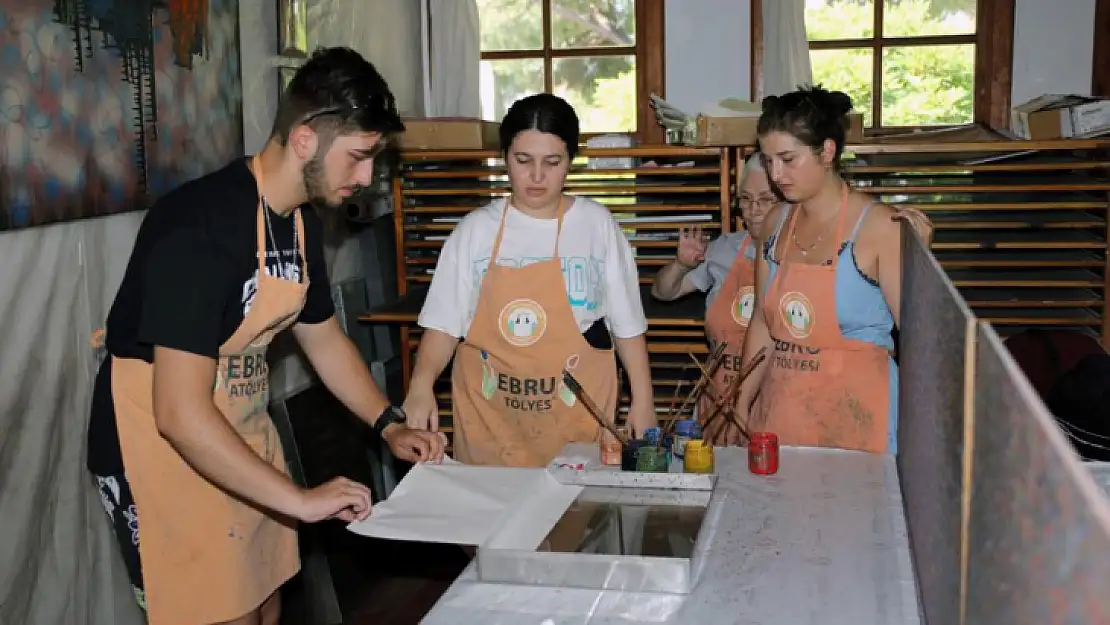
[{"left": 417, "top": 197, "right": 648, "bottom": 340}]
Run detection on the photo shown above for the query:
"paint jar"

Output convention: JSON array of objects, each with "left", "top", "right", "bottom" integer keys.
[
  {"left": 622, "top": 440, "right": 646, "bottom": 471},
  {"left": 600, "top": 428, "right": 623, "bottom": 466},
  {"left": 635, "top": 445, "right": 669, "bottom": 473},
  {"left": 672, "top": 420, "right": 699, "bottom": 459},
  {"left": 748, "top": 432, "right": 780, "bottom": 476},
  {"left": 662, "top": 434, "right": 674, "bottom": 464},
  {"left": 642, "top": 426, "right": 662, "bottom": 447},
  {"left": 684, "top": 440, "right": 714, "bottom": 474}
]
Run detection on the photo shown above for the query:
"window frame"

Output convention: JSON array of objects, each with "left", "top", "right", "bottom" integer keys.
[
  {"left": 751, "top": 0, "right": 1015, "bottom": 133},
  {"left": 478, "top": 0, "right": 666, "bottom": 143}
]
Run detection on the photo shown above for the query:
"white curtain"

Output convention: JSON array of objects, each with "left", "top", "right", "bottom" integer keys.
[
  {"left": 0, "top": 214, "right": 147, "bottom": 625},
  {"left": 761, "top": 0, "right": 813, "bottom": 98},
  {"left": 425, "top": 0, "right": 481, "bottom": 117}
]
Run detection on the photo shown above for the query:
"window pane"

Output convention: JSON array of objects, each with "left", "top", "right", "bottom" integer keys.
[
  {"left": 552, "top": 55, "right": 637, "bottom": 133},
  {"left": 883, "top": 0, "right": 976, "bottom": 37},
  {"left": 480, "top": 58, "right": 545, "bottom": 122},
  {"left": 806, "top": 0, "right": 875, "bottom": 41},
  {"left": 551, "top": 0, "right": 636, "bottom": 49},
  {"left": 809, "top": 48, "right": 875, "bottom": 126},
  {"left": 477, "top": 0, "right": 543, "bottom": 51},
  {"left": 881, "top": 44, "right": 974, "bottom": 126}
]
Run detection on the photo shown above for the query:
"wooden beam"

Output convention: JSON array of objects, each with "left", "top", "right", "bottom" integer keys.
[
  {"left": 751, "top": 0, "right": 763, "bottom": 101},
  {"left": 637, "top": 0, "right": 666, "bottom": 144},
  {"left": 973, "top": 0, "right": 1015, "bottom": 130},
  {"left": 1093, "top": 0, "right": 1110, "bottom": 97}
]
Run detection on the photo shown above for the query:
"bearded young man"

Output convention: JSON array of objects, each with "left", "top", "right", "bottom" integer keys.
[{"left": 86, "top": 47, "right": 444, "bottom": 625}]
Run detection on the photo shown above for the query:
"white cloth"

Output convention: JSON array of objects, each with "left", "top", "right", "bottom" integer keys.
[
  {"left": 347, "top": 460, "right": 582, "bottom": 549},
  {"left": 424, "top": 0, "right": 481, "bottom": 117},
  {"left": 761, "top": 0, "right": 814, "bottom": 98},
  {"left": 418, "top": 197, "right": 648, "bottom": 339}
]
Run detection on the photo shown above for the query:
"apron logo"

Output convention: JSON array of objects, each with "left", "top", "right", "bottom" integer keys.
[
  {"left": 498, "top": 299, "right": 547, "bottom": 347},
  {"left": 779, "top": 291, "right": 815, "bottom": 339},
  {"left": 732, "top": 286, "right": 756, "bottom": 327}
]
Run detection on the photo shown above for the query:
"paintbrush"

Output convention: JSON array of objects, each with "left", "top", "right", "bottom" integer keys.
[
  {"left": 701, "top": 347, "right": 767, "bottom": 440},
  {"left": 563, "top": 369, "right": 629, "bottom": 446},
  {"left": 671, "top": 342, "right": 729, "bottom": 424}
]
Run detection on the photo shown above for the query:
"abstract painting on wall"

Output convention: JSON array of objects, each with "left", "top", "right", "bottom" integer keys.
[{"left": 0, "top": 0, "right": 243, "bottom": 231}]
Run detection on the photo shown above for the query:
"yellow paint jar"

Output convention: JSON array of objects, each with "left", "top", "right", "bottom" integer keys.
[{"left": 684, "top": 440, "right": 714, "bottom": 474}]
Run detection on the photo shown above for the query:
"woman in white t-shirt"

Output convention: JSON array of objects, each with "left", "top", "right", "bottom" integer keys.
[{"left": 402, "top": 93, "right": 657, "bottom": 467}]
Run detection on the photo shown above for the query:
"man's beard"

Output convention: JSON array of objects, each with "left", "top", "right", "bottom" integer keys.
[{"left": 302, "top": 154, "right": 341, "bottom": 210}]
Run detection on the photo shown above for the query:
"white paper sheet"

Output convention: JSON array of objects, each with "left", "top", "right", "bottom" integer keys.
[{"left": 347, "top": 460, "right": 583, "bottom": 547}]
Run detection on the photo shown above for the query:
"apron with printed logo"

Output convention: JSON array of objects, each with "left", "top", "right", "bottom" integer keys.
[
  {"left": 699, "top": 233, "right": 757, "bottom": 430},
  {"left": 451, "top": 198, "right": 619, "bottom": 468},
  {"left": 112, "top": 157, "right": 307, "bottom": 624},
  {"left": 752, "top": 194, "right": 892, "bottom": 453}
]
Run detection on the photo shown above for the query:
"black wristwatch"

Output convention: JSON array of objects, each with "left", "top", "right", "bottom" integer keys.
[{"left": 374, "top": 405, "right": 406, "bottom": 438}]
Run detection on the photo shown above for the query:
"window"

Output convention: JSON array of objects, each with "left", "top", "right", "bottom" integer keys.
[
  {"left": 803, "top": 0, "right": 986, "bottom": 130},
  {"left": 476, "top": 0, "right": 664, "bottom": 137}
]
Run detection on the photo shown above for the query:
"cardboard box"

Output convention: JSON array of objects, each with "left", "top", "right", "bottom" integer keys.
[
  {"left": 1010, "top": 95, "right": 1110, "bottom": 140},
  {"left": 692, "top": 112, "right": 865, "bottom": 146},
  {"left": 399, "top": 118, "right": 500, "bottom": 150}
]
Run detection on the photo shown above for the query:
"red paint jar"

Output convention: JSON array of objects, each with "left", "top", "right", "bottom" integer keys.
[{"left": 748, "top": 432, "right": 779, "bottom": 475}]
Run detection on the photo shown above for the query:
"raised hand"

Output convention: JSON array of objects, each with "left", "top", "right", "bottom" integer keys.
[{"left": 676, "top": 226, "right": 708, "bottom": 269}]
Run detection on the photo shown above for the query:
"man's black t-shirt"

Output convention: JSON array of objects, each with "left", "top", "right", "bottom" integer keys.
[{"left": 87, "top": 157, "right": 335, "bottom": 474}]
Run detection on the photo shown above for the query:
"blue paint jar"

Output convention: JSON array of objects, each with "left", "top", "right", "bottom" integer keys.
[
  {"left": 673, "top": 420, "right": 698, "bottom": 459},
  {"left": 642, "top": 426, "right": 662, "bottom": 446}
]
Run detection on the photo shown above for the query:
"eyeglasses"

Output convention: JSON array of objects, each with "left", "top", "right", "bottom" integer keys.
[
  {"left": 739, "top": 195, "right": 778, "bottom": 210},
  {"left": 299, "top": 104, "right": 358, "bottom": 126}
]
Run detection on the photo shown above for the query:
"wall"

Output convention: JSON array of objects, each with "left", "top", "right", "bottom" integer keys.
[
  {"left": 664, "top": 0, "right": 1096, "bottom": 113},
  {"left": 1010, "top": 0, "right": 1096, "bottom": 106}
]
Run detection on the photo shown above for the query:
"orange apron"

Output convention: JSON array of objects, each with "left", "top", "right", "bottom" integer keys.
[
  {"left": 754, "top": 195, "right": 892, "bottom": 453},
  {"left": 451, "top": 198, "right": 619, "bottom": 467},
  {"left": 112, "top": 157, "right": 306, "bottom": 624},
  {"left": 699, "top": 233, "right": 757, "bottom": 425}
]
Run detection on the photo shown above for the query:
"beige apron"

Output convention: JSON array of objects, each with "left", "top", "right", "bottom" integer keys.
[
  {"left": 754, "top": 192, "right": 892, "bottom": 453},
  {"left": 451, "top": 198, "right": 619, "bottom": 468},
  {"left": 112, "top": 157, "right": 307, "bottom": 624},
  {"left": 699, "top": 233, "right": 757, "bottom": 437}
]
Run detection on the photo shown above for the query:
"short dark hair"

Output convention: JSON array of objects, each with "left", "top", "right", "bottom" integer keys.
[
  {"left": 499, "top": 93, "right": 581, "bottom": 159},
  {"left": 271, "top": 47, "right": 404, "bottom": 145},
  {"left": 757, "top": 84, "right": 853, "bottom": 163}
]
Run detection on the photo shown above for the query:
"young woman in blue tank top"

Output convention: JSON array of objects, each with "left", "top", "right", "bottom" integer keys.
[{"left": 734, "top": 85, "right": 932, "bottom": 454}]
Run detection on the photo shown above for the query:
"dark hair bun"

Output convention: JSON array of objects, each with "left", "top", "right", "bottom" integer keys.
[{"left": 827, "top": 90, "right": 853, "bottom": 117}]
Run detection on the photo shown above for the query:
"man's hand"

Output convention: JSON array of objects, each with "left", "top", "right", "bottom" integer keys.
[
  {"left": 383, "top": 422, "right": 446, "bottom": 464},
  {"left": 294, "top": 476, "right": 372, "bottom": 523}
]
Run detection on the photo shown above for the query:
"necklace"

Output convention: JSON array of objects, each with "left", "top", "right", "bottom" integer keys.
[
  {"left": 261, "top": 198, "right": 300, "bottom": 279},
  {"left": 791, "top": 211, "right": 837, "bottom": 256}
]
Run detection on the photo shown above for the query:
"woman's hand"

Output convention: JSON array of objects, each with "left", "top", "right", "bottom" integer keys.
[
  {"left": 676, "top": 226, "right": 708, "bottom": 269},
  {"left": 627, "top": 400, "right": 658, "bottom": 439},
  {"left": 892, "top": 208, "right": 934, "bottom": 246}
]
